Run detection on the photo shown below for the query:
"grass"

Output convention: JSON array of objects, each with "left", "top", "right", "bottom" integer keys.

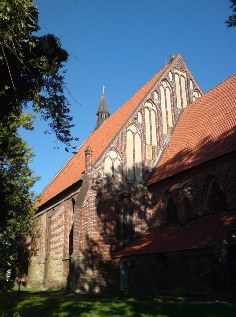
[{"left": 0, "top": 288, "right": 236, "bottom": 317}]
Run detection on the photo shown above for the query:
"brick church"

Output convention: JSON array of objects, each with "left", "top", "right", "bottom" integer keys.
[{"left": 27, "top": 54, "right": 236, "bottom": 298}]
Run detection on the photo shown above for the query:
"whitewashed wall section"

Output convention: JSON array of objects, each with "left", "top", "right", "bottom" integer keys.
[
  {"left": 104, "top": 150, "right": 122, "bottom": 179},
  {"left": 95, "top": 60, "right": 203, "bottom": 183},
  {"left": 126, "top": 124, "right": 142, "bottom": 183}
]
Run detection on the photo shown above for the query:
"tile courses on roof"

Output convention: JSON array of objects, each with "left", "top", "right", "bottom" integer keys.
[
  {"left": 115, "top": 211, "right": 236, "bottom": 258},
  {"left": 37, "top": 63, "right": 170, "bottom": 208},
  {"left": 148, "top": 74, "right": 236, "bottom": 186}
]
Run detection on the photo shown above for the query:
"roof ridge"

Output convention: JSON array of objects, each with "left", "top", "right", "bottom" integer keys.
[{"left": 204, "top": 73, "right": 236, "bottom": 95}]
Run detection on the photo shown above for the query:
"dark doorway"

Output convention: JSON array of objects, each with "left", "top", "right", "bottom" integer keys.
[{"left": 120, "top": 260, "right": 128, "bottom": 291}]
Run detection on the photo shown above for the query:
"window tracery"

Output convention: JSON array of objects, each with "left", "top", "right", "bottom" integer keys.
[
  {"left": 160, "top": 80, "right": 173, "bottom": 135},
  {"left": 104, "top": 150, "right": 122, "bottom": 179},
  {"left": 174, "top": 71, "right": 187, "bottom": 109},
  {"left": 126, "top": 125, "right": 142, "bottom": 182},
  {"left": 144, "top": 102, "right": 158, "bottom": 147}
]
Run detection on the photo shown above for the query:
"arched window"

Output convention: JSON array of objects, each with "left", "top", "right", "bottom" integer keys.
[
  {"left": 126, "top": 125, "right": 142, "bottom": 182},
  {"left": 116, "top": 196, "right": 134, "bottom": 241},
  {"left": 104, "top": 150, "right": 122, "bottom": 179},
  {"left": 189, "top": 79, "right": 202, "bottom": 102},
  {"left": 166, "top": 197, "right": 177, "bottom": 224},
  {"left": 137, "top": 111, "right": 142, "bottom": 124},
  {"left": 160, "top": 80, "right": 173, "bottom": 135},
  {"left": 193, "top": 89, "right": 201, "bottom": 101},
  {"left": 175, "top": 72, "right": 187, "bottom": 109},
  {"left": 206, "top": 179, "right": 226, "bottom": 213},
  {"left": 144, "top": 102, "right": 158, "bottom": 146}
]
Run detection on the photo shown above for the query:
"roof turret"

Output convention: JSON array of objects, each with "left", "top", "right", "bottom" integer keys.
[{"left": 96, "top": 86, "right": 110, "bottom": 128}]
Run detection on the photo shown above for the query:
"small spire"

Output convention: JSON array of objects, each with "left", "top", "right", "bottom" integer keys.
[
  {"left": 169, "top": 54, "right": 176, "bottom": 62},
  {"left": 96, "top": 86, "right": 110, "bottom": 129}
]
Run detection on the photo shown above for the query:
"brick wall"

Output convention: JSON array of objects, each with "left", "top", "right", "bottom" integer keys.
[
  {"left": 115, "top": 245, "right": 231, "bottom": 298},
  {"left": 110, "top": 152, "right": 236, "bottom": 297},
  {"left": 27, "top": 193, "right": 78, "bottom": 289},
  {"left": 147, "top": 152, "right": 236, "bottom": 226}
]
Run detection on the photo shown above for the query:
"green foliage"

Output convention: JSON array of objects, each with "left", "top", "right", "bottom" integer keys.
[
  {"left": 0, "top": 113, "right": 37, "bottom": 296},
  {"left": 226, "top": 0, "right": 236, "bottom": 27},
  {"left": 0, "top": 0, "right": 78, "bottom": 148},
  {"left": 0, "top": 0, "right": 78, "bottom": 295}
]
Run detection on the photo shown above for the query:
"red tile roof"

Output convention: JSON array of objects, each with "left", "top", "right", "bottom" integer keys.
[
  {"left": 36, "top": 64, "right": 169, "bottom": 207},
  {"left": 148, "top": 75, "right": 236, "bottom": 186},
  {"left": 115, "top": 211, "right": 236, "bottom": 258}
]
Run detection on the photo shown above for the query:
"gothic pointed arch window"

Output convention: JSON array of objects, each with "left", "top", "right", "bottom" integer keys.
[
  {"left": 205, "top": 177, "right": 226, "bottom": 213},
  {"left": 165, "top": 196, "right": 177, "bottom": 224},
  {"left": 174, "top": 71, "right": 188, "bottom": 109},
  {"left": 144, "top": 102, "right": 158, "bottom": 146},
  {"left": 104, "top": 150, "right": 122, "bottom": 179},
  {"left": 193, "top": 89, "right": 201, "bottom": 101},
  {"left": 160, "top": 80, "right": 173, "bottom": 135},
  {"left": 126, "top": 124, "right": 142, "bottom": 182},
  {"left": 189, "top": 79, "right": 202, "bottom": 102},
  {"left": 116, "top": 195, "right": 134, "bottom": 242}
]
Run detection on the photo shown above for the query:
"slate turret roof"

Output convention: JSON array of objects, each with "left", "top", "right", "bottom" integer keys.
[
  {"left": 96, "top": 91, "right": 110, "bottom": 129},
  {"left": 97, "top": 92, "right": 109, "bottom": 114}
]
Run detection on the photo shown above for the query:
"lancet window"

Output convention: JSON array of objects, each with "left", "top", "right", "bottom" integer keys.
[
  {"left": 144, "top": 102, "right": 158, "bottom": 146},
  {"left": 126, "top": 125, "right": 142, "bottom": 182},
  {"left": 175, "top": 71, "right": 187, "bottom": 109},
  {"left": 160, "top": 80, "right": 173, "bottom": 135},
  {"left": 104, "top": 150, "right": 122, "bottom": 179},
  {"left": 206, "top": 178, "right": 226, "bottom": 213}
]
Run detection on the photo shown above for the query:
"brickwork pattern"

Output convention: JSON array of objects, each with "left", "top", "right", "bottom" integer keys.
[
  {"left": 27, "top": 58, "right": 235, "bottom": 297},
  {"left": 116, "top": 246, "right": 231, "bottom": 297}
]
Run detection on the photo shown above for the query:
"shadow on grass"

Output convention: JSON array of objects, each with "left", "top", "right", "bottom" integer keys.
[{"left": 1, "top": 289, "right": 236, "bottom": 317}]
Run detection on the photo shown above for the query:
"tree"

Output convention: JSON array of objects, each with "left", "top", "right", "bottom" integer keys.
[
  {"left": 0, "top": 0, "right": 77, "bottom": 294},
  {"left": 226, "top": 0, "right": 236, "bottom": 27},
  {"left": 0, "top": 113, "right": 38, "bottom": 295}
]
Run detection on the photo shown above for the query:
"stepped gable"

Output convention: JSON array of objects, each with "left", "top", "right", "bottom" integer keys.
[
  {"left": 148, "top": 74, "right": 236, "bottom": 186},
  {"left": 115, "top": 211, "right": 236, "bottom": 258},
  {"left": 36, "top": 63, "right": 170, "bottom": 208}
]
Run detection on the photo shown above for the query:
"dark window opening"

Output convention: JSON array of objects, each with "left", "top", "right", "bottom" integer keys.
[
  {"left": 166, "top": 197, "right": 177, "bottom": 224},
  {"left": 116, "top": 197, "right": 134, "bottom": 241},
  {"left": 207, "top": 180, "right": 226, "bottom": 213}
]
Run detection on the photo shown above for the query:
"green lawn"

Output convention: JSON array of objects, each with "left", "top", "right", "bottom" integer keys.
[{"left": 0, "top": 289, "right": 236, "bottom": 317}]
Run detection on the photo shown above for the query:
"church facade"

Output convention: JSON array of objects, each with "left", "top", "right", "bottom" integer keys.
[{"left": 27, "top": 55, "right": 236, "bottom": 298}]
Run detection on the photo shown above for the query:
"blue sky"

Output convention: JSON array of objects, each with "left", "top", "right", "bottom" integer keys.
[{"left": 22, "top": 0, "right": 235, "bottom": 196}]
